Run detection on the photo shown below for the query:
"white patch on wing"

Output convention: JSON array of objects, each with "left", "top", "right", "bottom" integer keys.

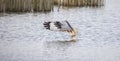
[{"left": 50, "top": 22, "right": 60, "bottom": 31}]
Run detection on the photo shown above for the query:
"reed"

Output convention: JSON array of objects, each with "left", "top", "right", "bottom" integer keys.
[
  {"left": 54, "top": 0, "right": 104, "bottom": 7},
  {"left": 0, "top": 0, "right": 104, "bottom": 12},
  {"left": 0, "top": 0, "right": 53, "bottom": 12}
]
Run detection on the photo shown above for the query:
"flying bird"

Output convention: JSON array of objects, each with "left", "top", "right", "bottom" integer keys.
[{"left": 43, "top": 20, "right": 77, "bottom": 42}]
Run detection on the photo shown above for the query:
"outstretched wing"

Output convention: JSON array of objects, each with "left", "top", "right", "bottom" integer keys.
[
  {"left": 55, "top": 21, "right": 73, "bottom": 32},
  {"left": 43, "top": 21, "right": 73, "bottom": 32}
]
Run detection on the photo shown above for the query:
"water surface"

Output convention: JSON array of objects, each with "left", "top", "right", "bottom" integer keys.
[{"left": 0, "top": 0, "right": 120, "bottom": 61}]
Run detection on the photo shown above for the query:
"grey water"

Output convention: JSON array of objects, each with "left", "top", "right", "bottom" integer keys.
[{"left": 0, "top": 0, "right": 120, "bottom": 61}]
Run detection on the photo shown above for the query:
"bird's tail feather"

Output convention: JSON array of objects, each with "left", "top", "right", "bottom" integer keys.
[{"left": 43, "top": 22, "right": 51, "bottom": 30}]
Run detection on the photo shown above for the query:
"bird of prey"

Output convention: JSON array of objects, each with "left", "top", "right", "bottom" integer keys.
[{"left": 43, "top": 20, "right": 77, "bottom": 42}]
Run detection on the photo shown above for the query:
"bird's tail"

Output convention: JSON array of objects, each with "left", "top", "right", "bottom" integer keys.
[{"left": 43, "top": 22, "right": 51, "bottom": 30}]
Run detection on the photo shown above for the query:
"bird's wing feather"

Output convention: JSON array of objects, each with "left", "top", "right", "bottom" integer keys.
[
  {"left": 60, "top": 21, "right": 73, "bottom": 31},
  {"left": 50, "top": 22, "right": 60, "bottom": 31},
  {"left": 44, "top": 21, "right": 73, "bottom": 32}
]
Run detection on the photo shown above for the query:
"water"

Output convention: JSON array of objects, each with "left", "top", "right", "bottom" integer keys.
[{"left": 0, "top": 0, "right": 120, "bottom": 61}]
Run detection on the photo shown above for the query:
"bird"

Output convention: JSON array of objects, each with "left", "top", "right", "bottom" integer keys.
[{"left": 43, "top": 20, "right": 77, "bottom": 42}]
